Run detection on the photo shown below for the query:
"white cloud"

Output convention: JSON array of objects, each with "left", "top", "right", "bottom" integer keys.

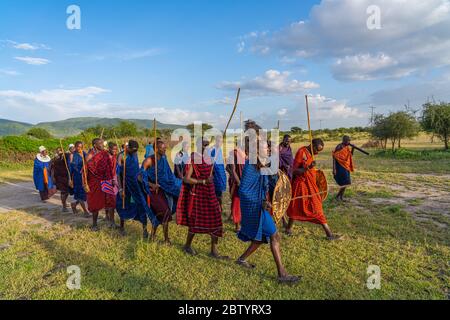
[
  {"left": 0, "top": 69, "right": 20, "bottom": 76},
  {"left": 217, "top": 69, "right": 319, "bottom": 96},
  {"left": 277, "top": 108, "right": 288, "bottom": 116},
  {"left": 242, "top": 0, "right": 450, "bottom": 81},
  {"left": 3, "top": 40, "right": 50, "bottom": 50},
  {"left": 14, "top": 56, "right": 50, "bottom": 65},
  {"left": 0, "top": 87, "right": 110, "bottom": 121},
  {"left": 306, "top": 94, "right": 366, "bottom": 119},
  {"left": 0, "top": 86, "right": 229, "bottom": 126}
]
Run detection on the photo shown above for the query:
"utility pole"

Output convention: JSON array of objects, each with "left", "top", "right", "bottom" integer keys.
[
  {"left": 369, "top": 106, "right": 376, "bottom": 126},
  {"left": 319, "top": 120, "right": 323, "bottom": 130}
]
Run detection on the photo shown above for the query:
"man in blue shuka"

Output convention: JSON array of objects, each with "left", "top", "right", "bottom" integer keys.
[
  {"left": 147, "top": 139, "right": 182, "bottom": 215},
  {"left": 236, "top": 123, "right": 299, "bottom": 284},
  {"left": 116, "top": 140, "right": 158, "bottom": 239}
]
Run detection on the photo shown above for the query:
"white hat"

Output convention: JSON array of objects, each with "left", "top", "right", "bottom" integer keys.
[
  {"left": 39, "top": 146, "right": 47, "bottom": 153},
  {"left": 68, "top": 144, "right": 75, "bottom": 149}
]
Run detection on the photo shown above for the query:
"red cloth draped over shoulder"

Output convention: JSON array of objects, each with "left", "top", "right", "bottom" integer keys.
[
  {"left": 177, "top": 153, "right": 223, "bottom": 237},
  {"left": 228, "top": 148, "right": 245, "bottom": 224},
  {"left": 287, "top": 147, "right": 327, "bottom": 225},
  {"left": 333, "top": 145, "right": 354, "bottom": 172},
  {"left": 87, "top": 150, "right": 114, "bottom": 212}
]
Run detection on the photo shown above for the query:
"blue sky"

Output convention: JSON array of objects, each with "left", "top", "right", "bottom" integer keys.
[{"left": 1, "top": 0, "right": 449, "bottom": 129}]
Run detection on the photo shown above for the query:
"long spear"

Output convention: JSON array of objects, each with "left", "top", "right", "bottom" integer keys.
[
  {"left": 222, "top": 88, "right": 241, "bottom": 139},
  {"left": 305, "top": 95, "right": 315, "bottom": 161},
  {"left": 153, "top": 118, "right": 158, "bottom": 194},
  {"left": 59, "top": 139, "right": 73, "bottom": 188},
  {"left": 81, "top": 147, "right": 90, "bottom": 193},
  {"left": 210, "top": 88, "right": 241, "bottom": 176}
]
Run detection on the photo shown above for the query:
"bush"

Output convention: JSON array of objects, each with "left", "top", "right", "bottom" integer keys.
[
  {"left": 26, "top": 127, "right": 52, "bottom": 139},
  {"left": 374, "top": 148, "right": 450, "bottom": 160}
]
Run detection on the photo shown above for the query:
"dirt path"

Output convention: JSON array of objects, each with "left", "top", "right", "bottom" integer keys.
[
  {"left": 0, "top": 181, "right": 93, "bottom": 226},
  {"left": 366, "top": 173, "right": 450, "bottom": 228}
]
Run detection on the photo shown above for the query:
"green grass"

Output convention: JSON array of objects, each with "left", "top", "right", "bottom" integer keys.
[
  {"left": 0, "top": 199, "right": 448, "bottom": 300},
  {"left": 0, "top": 135, "right": 449, "bottom": 300}
]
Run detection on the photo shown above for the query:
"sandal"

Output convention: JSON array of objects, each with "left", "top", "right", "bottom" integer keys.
[
  {"left": 278, "top": 275, "right": 300, "bottom": 284},
  {"left": 236, "top": 259, "right": 256, "bottom": 269},
  {"left": 209, "top": 253, "right": 231, "bottom": 260},
  {"left": 327, "top": 234, "right": 344, "bottom": 241},
  {"left": 183, "top": 246, "right": 198, "bottom": 256}
]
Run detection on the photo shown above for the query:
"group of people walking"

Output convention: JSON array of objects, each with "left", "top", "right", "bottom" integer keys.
[{"left": 33, "top": 120, "right": 357, "bottom": 283}]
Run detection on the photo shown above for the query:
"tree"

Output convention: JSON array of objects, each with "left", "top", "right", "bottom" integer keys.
[
  {"left": 388, "top": 111, "right": 420, "bottom": 149},
  {"left": 371, "top": 112, "right": 419, "bottom": 151},
  {"left": 371, "top": 114, "right": 389, "bottom": 149},
  {"left": 116, "top": 121, "right": 138, "bottom": 137},
  {"left": 421, "top": 102, "right": 450, "bottom": 150},
  {"left": 290, "top": 127, "right": 302, "bottom": 135},
  {"left": 26, "top": 127, "right": 52, "bottom": 139},
  {"left": 186, "top": 123, "right": 213, "bottom": 133}
]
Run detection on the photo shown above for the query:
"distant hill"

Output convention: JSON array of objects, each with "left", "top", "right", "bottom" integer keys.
[
  {"left": 0, "top": 117, "right": 184, "bottom": 137},
  {"left": 0, "top": 119, "right": 33, "bottom": 136}
]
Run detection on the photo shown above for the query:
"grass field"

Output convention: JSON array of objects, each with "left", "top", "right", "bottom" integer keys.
[{"left": 0, "top": 134, "right": 449, "bottom": 300}]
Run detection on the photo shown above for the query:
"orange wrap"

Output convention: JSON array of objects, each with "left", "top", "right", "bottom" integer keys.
[
  {"left": 287, "top": 147, "right": 327, "bottom": 225},
  {"left": 333, "top": 146, "right": 354, "bottom": 172},
  {"left": 43, "top": 167, "right": 49, "bottom": 185}
]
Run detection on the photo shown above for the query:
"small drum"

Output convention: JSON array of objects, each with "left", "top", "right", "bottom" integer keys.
[
  {"left": 315, "top": 169, "right": 328, "bottom": 201},
  {"left": 271, "top": 171, "right": 292, "bottom": 224}
]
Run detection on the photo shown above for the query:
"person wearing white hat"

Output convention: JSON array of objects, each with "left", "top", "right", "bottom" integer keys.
[{"left": 33, "top": 146, "right": 57, "bottom": 202}]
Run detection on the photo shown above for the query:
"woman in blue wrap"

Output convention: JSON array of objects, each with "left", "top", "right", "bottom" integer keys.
[
  {"left": 116, "top": 140, "right": 158, "bottom": 239},
  {"left": 236, "top": 127, "right": 299, "bottom": 284},
  {"left": 147, "top": 140, "right": 182, "bottom": 214},
  {"left": 33, "top": 146, "right": 56, "bottom": 201}
]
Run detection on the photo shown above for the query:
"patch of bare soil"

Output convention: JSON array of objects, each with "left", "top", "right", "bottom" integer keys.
[
  {"left": 367, "top": 174, "right": 450, "bottom": 228},
  {"left": 0, "top": 182, "right": 105, "bottom": 228}
]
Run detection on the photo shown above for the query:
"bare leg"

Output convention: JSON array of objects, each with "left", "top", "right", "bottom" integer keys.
[
  {"left": 270, "top": 233, "right": 299, "bottom": 282},
  {"left": 142, "top": 224, "right": 149, "bottom": 239},
  {"left": 71, "top": 201, "right": 79, "bottom": 214},
  {"left": 61, "top": 192, "right": 69, "bottom": 211},
  {"left": 183, "top": 232, "right": 196, "bottom": 255},
  {"left": 79, "top": 201, "right": 89, "bottom": 215},
  {"left": 119, "top": 219, "right": 126, "bottom": 236},
  {"left": 210, "top": 235, "right": 229, "bottom": 259},
  {"left": 322, "top": 224, "right": 343, "bottom": 240},
  {"left": 235, "top": 223, "right": 240, "bottom": 232},
  {"left": 270, "top": 233, "right": 288, "bottom": 277},
  {"left": 91, "top": 211, "right": 99, "bottom": 231},
  {"left": 285, "top": 218, "right": 295, "bottom": 235},
  {"left": 150, "top": 224, "right": 158, "bottom": 242},
  {"left": 239, "top": 241, "right": 262, "bottom": 261},
  {"left": 163, "top": 221, "right": 170, "bottom": 244}
]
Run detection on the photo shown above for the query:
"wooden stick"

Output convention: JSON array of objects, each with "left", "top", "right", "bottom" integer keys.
[
  {"left": 153, "top": 118, "right": 158, "bottom": 194},
  {"left": 80, "top": 148, "right": 90, "bottom": 193},
  {"left": 59, "top": 139, "right": 72, "bottom": 186},
  {"left": 100, "top": 128, "right": 105, "bottom": 140},
  {"left": 305, "top": 95, "right": 315, "bottom": 161},
  {"left": 210, "top": 88, "right": 241, "bottom": 177},
  {"left": 222, "top": 88, "right": 241, "bottom": 139}
]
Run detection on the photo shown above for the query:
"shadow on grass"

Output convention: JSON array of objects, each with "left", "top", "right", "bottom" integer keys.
[{"left": 30, "top": 233, "right": 187, "bottom": 300}]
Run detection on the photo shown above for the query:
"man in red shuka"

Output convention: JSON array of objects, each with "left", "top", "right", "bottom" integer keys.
[{"left": 86, "top": 138, "right": 114, "bottom": 231}]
